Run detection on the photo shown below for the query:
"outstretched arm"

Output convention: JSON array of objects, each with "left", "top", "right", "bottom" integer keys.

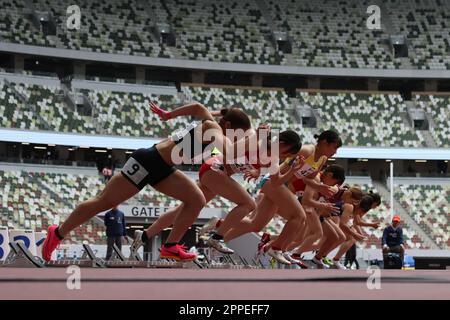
[
  {"left": 354, "top": 214, "right": 379, "bottom": 228},
  {"left": 303, "top": 183, "right": 340, "bottom": 216},
  {"left": 340, "top": 205, "right": 365, "bottom": 241},
  {"left": 150, "top": 101, "right": 214, "bottom": 122}
]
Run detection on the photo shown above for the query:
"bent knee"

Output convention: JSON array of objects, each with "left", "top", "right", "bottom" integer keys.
[
  {"left": 185, "top": 192, "right": 207, "bottom": 209},
  {"left": 316, "top": 230, "right": 324, "bottom": 240}
]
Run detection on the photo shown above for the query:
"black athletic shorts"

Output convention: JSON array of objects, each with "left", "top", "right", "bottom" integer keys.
[{"left": 121, "top": 146, "right": 176, "bottom": 189}]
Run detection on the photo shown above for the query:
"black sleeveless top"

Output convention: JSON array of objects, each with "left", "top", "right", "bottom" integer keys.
[{"left": 171, "top": 120, "right": 212, "bottom": 163}]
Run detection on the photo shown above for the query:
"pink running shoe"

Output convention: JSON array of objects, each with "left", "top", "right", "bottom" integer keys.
[
  {"left": 42, "top": 225, "right": 62, "bottom": 262},
  {"left": 160, "top": 244, "right": 197, "bottom": 261}
]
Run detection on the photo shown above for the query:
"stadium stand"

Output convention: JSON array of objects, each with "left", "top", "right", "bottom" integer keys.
[
  {"left": 0, "top": 169, "right": 106, "bottom": 243},
  {"left": 1, "top": 0, "right": 449, "bottom": 69},
  {"left": 388, "top": 0, "right": 450, "bottom": 70},
  {"left": 396, "top": 183, "right": 450, "bottom": 249},
  {"left": 1, "top": 77, "right": 444, "bottom": 148},
  {"left": 297, "top": 90, "right": 427, "bottom": 147},
  {"left": 414, "top": 94, "right": 450, "bottom": 147},
  {"left": 166, "top": 0, "right": 285, "bottom": 64},
  {"left": 264, "top": 0, "right": 399, "bottom": 69}
]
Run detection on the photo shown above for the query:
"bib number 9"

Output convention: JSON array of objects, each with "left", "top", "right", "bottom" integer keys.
[{"left": 122, "top": 158, "right": 149, "bottom": 186}]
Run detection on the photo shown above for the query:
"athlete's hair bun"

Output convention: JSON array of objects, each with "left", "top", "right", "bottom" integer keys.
[{"left": 313, "top": 134, "right": 320, "bottom": 139}]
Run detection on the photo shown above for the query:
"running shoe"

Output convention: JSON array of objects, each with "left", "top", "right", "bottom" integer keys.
[
  {"left": 207, "top": 238, "right": 234, "bottom": 254},
  {"left": 283, "top": 252, "right": 301, "bottom": 264},
  {"left": 322, "top": 257, "right": 334, "bottom": 266},
  {"left": 199, "top": 217, "right": 220, "bottom": 236},
  {"left": 332, "top": 260, "right": 347, "bottom": 270},
  {"left": 160, "top": 244, "right": 197, "bottom": 261},
  {"left": 267, "top": 248, "right": 291, "bottom": 265},
  {"left": 41, "top": 225, "right": 61, "bottom": 262},
  {"left": 292, "top": 254, "right": 309, "bottom": 269},
  {"left": 312, "top": 256, "right": 329, "bottom": 269}
]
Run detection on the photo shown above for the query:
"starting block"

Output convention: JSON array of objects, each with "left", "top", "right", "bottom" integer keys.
[
  {"left": 46, "top": 244, "right": 106, "bottom": 268},
  {"left": 129, "top": 251, "right": 143, "bottom": 262},
  {"left": 80, "top": 244, "right": 106, "bottom": 268},
  {"left": 0, "top": 242, "right": 45, "bottom": 268}
]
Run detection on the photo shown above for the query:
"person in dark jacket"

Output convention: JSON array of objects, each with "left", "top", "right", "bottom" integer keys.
[
  {"left": 104, "top": 206, "right": 127, "bottom": 260},
  {"left": 382, "top": 215, "right": 405, "bottom": 265},
  {"left": 344, "top": 243, "right": 359, "bottom": 269}
]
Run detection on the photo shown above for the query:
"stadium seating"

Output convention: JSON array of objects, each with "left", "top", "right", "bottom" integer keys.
[
  {"left": 264, "top": 0, "right": 400, "bottom": 69},
  {"left": 166, "top": 0, "right": 285, "bottom": 64},
  {"left": 13, "top": 82, "right": 97, "bottom": 133},
  {"left": 1, "top": 80, "right": 442, "bottom": 148},
  {"left": 85, "top": 89, "right": 182, "bottom": 138},
  {"left": 0, "top": 80, "right": 41, "bottom": 130},
  {"left": 388, "top": 0, "right": 450, "bottom": 70},
  {"left": 297, "top": 91, "right": 427, "bottom": 147},
  {"left": 0, "top": 0, "right": 172, "bottom": 57},
  {"left": 183, "top": 85, "right": 315, "bottom": 141},
  {"left": 0, "top": 170, "right": 106, "bottom": 244},
  {"left": 1, "top": 0, "right": 449, "bottom": 69},
  {"left": 395, "top": 183, "right": 450, "bottom": 249},
  {"left": 0, "top": 80, "right": 183, "bottom": 138},
  {"left": 414, "top": 94, "right": 450, "bottom": 147}
]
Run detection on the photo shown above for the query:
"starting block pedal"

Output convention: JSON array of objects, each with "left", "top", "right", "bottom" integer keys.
[
  {"left": 80, "top": 244, "right": 106, "bottom": 268},
  {"left": 111, "top": 244, "right": 126, "bottom": 262},
  {"left": 0, "top": 242, "right": 45, "bottom": 268},
  {"left": 129, "top": 251, "right": 143, "bottom": 261}
]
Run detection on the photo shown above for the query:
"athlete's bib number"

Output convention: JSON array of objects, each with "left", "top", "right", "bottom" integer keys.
[
  {"left": 294, "top": 163, "right": 315, "bottom": 179},
  {"left": 122, "top": 157, "right": 149, "bottom": 186}
]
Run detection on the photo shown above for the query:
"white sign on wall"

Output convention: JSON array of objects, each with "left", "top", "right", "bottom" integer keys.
[{"left": 98, "top": 205, "right": 222, "bottom": 221}]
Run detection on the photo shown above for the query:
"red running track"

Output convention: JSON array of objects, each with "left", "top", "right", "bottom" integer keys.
[{"left": 0, "top": 268, "right": 449, "bottom": 300}]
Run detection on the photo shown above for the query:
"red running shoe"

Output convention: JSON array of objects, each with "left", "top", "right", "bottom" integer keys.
[
  {"left": 42, "top": 225, "right": 61, "bottom": 262},
  {"left": 160, "top": 244, "right": 197, "bottom": 261},
  {"left": 292, "top": 253, "right": 309, "bottom": 269}
]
